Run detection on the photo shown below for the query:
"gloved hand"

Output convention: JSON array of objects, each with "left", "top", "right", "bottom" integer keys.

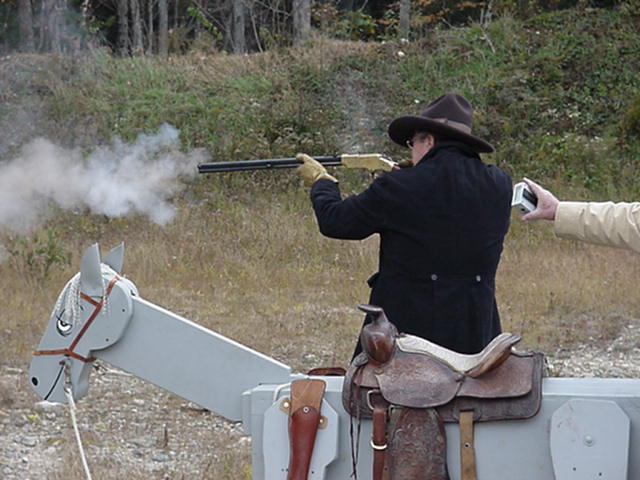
[
  {"left": 391, "top": 159, "right": 414, "bottom": 171},
  {"left": 396, "top": 159, "right": 414, "bottom": 168},
  {"left": 295, "top": 153, "right": 338, "bottom": 188}
]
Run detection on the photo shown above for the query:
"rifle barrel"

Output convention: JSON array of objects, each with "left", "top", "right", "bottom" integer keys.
[{"left": 198, "top": 155, "right": 341, "bottom": 173}]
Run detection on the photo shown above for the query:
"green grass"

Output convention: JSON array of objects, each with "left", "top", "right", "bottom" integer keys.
[{"left": 5, "top": 7, "right": 635, "bottom": 192}]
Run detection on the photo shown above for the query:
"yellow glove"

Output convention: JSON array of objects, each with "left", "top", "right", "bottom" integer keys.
[{"left": 295, "top": 153, "right": 338, "bottom": 188}]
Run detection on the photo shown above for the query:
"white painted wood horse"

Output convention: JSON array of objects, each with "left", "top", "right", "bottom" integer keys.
[
  {"left": 29, "top": 243, "right": 292, "bottom": 421},
  {"left": 29, "top": 244, "right": 640, "bottom": 479}
]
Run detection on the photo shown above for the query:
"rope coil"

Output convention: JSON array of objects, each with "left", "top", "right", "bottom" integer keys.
[{"left": 52, "top": 264, "right": 118, "bottom": 331}]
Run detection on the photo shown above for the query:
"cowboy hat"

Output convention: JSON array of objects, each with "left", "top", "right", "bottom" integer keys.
[{"left": 388, "top": 92, "right": 494, "bottom": 153}]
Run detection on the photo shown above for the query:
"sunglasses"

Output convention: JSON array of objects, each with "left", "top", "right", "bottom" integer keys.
[{"left": 407, "top": 133, "right": 431, "bottom": 148}]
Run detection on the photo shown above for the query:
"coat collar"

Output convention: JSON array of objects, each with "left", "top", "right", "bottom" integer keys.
[{"left": 417, "top": 140, "right": 480, "bottom": 165}]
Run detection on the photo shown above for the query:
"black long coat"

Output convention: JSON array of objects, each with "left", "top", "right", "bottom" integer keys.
[{"left": 310, "top": 141, "right": 512, "bottom": 355}]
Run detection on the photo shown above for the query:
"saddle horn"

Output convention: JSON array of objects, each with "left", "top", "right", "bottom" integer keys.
[{"left": 358, "top": 304, "right": 398, "bottom": 365}]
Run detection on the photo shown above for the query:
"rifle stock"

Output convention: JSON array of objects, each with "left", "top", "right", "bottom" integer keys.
[{"left": 198, "top": 154, "right": 395, "bottom": 174}]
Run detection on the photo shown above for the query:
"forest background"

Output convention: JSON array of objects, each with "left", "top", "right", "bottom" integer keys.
[{"left": 0, "top": 0, "right": 640, "bottom": 477}]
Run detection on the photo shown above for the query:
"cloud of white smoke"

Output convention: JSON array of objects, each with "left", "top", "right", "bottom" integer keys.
[{"left": 0, "top": 124, "right": 208, "bottom": 232}]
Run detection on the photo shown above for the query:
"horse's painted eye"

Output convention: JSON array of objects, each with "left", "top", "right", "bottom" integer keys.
[{"left": 56, "top": 317, "right": 73, "bottom": 336}]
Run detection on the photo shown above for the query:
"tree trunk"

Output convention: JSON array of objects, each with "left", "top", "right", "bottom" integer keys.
[
  {"left": 158, "top": 0, "right": 168, "bottom": 55},
  {"left": 147, "top": 0, "right": 154, "bottom": 53},
  {"left": 131, "top": 0, "right": 143, "bottom": 54},
  {"left": 247, "top": 0, "right": 262, "bottom": 52},
  {"left": 292, "top": 0, "right": 311, "bottom": 45},
  {"left": 399, "top": 0, "right": 410, "bottom": 40},
  {"left": 222, "top": 0, "right": 233, "bottom": 52},
  {"left": 79, "top": 0, "right": 92, "bottom": 48},
  {"left": 173, "top": 0, "right": 178, "bottom": 29},
  {"left": 42, "top": 0, "right": 64, "bottom": 53},
  {"left": 232, "top": 0, "right": 246, "bottom": 54},
  {"left": 18, "top": 0, "right": 35, "bottom": 52},
  {"left": 117, "top": 0, "right": 130, "bottom": 55}
]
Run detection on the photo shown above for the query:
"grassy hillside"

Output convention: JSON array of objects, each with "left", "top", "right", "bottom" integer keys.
[
  {"left": 3, "top": 7, "right": 639, "bottom": 188},
  {"left": 1, "top": 5, "right": 640, "bottom": 367}
]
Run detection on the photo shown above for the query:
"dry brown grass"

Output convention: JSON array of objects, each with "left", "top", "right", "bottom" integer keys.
[
  {"left": 3, "top": 178, "right": 640, "bottom": 372},
  {"left": 498, "top": 215, "right": 640, "bottom": 352}
]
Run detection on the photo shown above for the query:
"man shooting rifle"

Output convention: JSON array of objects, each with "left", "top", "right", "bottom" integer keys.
[{"left": 296, "top": 92, "right": 513, "bottom": 357}]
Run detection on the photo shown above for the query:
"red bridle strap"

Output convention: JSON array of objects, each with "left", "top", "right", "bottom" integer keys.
[{"left": 33, "top": 276, "right": 120, "bottom": 363}]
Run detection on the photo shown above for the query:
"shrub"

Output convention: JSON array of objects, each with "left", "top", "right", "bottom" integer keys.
[
  {"left": 619, "top": 92, "right": 640, "bottom": 142},
  {"left": 3, "top": 229, "right": 71, "bottom": 280}
]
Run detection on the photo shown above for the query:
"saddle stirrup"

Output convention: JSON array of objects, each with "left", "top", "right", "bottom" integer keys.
[{"left": 369, "top": 390, "right": 388, "bottom": 480}]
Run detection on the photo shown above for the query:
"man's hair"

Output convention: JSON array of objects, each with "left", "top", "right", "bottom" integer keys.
[{"left": 414, "top": 131, "right": 448, "bottom": 144}]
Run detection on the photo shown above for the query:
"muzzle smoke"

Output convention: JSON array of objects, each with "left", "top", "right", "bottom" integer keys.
[{"left": 0, "top": 124, "right": 208, "bottom": 232}]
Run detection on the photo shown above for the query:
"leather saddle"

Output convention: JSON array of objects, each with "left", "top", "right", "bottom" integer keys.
[{"left": 342, "top": 305, "right": 544, "bottom": 480}]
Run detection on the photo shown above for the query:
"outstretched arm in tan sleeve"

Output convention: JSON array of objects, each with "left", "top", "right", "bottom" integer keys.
[
  {"left": 554, "top": 201, "right": 640, "bottom": 254},
  {"left": 522, "top": 178, "right": 640, "bottom": 253}
]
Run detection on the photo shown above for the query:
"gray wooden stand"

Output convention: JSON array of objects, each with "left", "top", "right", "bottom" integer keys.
[{"left": 28, "top": 244, "right": 640, "bottom": 479}]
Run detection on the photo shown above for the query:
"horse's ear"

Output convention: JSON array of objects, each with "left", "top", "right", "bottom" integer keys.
[
  {"left": 80, "top": 243, "right": 104, "bottom": 297},
  {"left": 103, "top": 243, "right": 124, "bottom": 274}
]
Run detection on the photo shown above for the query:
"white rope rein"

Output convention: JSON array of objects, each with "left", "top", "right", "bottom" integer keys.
[
  {"left": 63, "top": 362, "right": 93, "bottom": 480},
  {"left": 52, "top": 264, "right": 118, "bottom": 330},
  {"left": 53, "top": 273, "right": 81, "bottom": 328},
  {"left": 53, "top": 265, "right": 120, "bottom": 480}
]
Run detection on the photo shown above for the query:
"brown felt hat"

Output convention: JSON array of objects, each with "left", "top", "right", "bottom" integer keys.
[{"left": 388, "top": 92, "right": 494, "bottom": 153}]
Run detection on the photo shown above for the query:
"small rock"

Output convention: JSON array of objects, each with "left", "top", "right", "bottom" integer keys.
[
  {"left": 132, "top": 398, "right": 144, "bottom": 406},
  {"left": 13, "top": 416, "right": 27, "bottom": 427},
  {"left": 34, "top": 401, "right": 64, "bottom": 415},
  {"left": 130, "top": 436, "right": 154, "bottom": 448},
  {"left": 21, "top": 457, "right": 28, "bottom": 464},
  {"left": 152, "top": 453, "right": 170, "bottom": 462},
  {"left": 19, "top": 436, "right": 37, "bottom": 447}
]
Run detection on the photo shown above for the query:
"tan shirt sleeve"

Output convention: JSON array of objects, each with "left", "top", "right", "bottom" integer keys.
[{"left": 554, "top": 201, "right": 640, "bottom": 254}]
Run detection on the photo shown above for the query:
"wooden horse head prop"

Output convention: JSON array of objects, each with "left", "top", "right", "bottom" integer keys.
[{"left": 29, "top": 243, "right": 137, "bottom": 403}]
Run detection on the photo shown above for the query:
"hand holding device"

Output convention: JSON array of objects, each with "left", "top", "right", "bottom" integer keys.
[{"left": 512, "top": 181, "right": 538, "bottom": 214}]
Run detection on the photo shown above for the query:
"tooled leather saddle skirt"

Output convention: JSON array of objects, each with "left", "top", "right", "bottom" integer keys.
[{"left": 342, "top": 305, "right": 544, "bottom": 480}]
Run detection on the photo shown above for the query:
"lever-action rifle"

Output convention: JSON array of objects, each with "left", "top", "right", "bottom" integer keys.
[{"left": 198, "top": 153, "right": 396, "bottom": 174}]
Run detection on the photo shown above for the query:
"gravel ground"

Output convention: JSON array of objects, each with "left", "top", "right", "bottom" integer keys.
[
  {"left": 1, "top": 322, "right": 639, "bottom": 479},
  {"left": 1, "top": 365, "right": 249, "bottom": 479}
]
